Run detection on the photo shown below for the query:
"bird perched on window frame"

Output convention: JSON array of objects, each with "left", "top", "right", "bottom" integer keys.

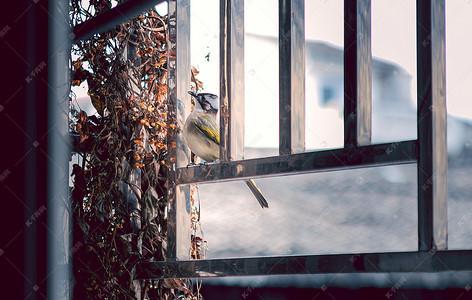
[{"left": 183, "top": 91, "right": 269, "bottom": 208}]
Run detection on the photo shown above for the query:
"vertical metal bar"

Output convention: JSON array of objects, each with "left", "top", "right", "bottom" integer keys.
[
  {"left": 220, "top": 0, "right": 229, "bottom": 161},
  {"left": 417, "top": 0, "right": 447, "bottom": 251},
  {"left": 220, "top": 0, "right": 245, "bottom": 161},
  {"left": 279, "top": 0, "right": 305, "bottom": 155},
  {"left": 73, "top": 0, "right": 166, "bottom": 41},
  {"left": 167, "top": 0, "right": 192, "bottom": 260},
  {"left": 48, "top": 0, "right": 72, "bottom": 298},
  {"left": 344, "top": 0, "right": 372, "bottom": 147}
]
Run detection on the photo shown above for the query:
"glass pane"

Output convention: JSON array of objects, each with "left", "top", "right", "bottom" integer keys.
[
  {"left": 190, "top": 0, "right": 220, "bottom": 162},
  {"left": 371, "top": 0, "right": 417, "bottom": 143},
  {"left": 446, "top": 1, "right": 472, "bottom": 250},
  {"left": 305, "top": 0, "right": 344, "bottom": 151},
  {"left": 191, "top": 0, "right": 219, "bottom": 94},
  {"left": 198, "top": 164, "right": 417, "bottom": 258},
  {"left": 245, "top": 0, "right": 279, "bottom": 158}
]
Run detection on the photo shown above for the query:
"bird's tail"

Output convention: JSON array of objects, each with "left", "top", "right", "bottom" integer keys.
[{"left": 245, "top": 179, "right": 269, "bottom": 208}]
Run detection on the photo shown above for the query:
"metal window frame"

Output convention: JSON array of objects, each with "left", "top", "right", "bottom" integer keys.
[{"left": 69, "top": 0, "right": 470, "bottom": 281}]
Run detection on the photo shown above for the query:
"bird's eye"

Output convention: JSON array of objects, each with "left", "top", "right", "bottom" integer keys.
[{"left": 201, "top": 101, "right": 209, "bottom": 110}]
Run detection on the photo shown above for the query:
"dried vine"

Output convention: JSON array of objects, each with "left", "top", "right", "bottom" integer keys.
[{"left": 69, "top": 1, "right": 204, "bottom": 299}]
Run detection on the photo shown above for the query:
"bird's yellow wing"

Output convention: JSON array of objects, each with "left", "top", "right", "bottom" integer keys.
[{"left": 194, "top": 113, "right": 220, "bottom": 145}]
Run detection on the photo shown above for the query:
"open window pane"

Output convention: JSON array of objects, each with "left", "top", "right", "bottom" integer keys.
[
  {"left": 190, "top": 0, "right": 219, "bottom": 95},
  {"left": 198, "top": 164, "right": 417, "bottom": 259},
  {"left": 371, "top": 0, "right": 417, "bottom": 143},
  {"left": 446, "top": 1, "right": 472, "bottom": 250},
  {"left": 305, "top": 0, "right": 344, "bottom": 151},
  {"left": 244, "top": 0, "right": 279, "bottom": 158}
]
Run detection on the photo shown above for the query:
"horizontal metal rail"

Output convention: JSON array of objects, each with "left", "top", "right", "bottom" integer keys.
[
  {"left": 73, "top": 0, "right": 165, "bottom": 42},
  {"left": 70, "top": 138, "right": 417, "bottom": 181},
  {"left": 136, "top": 250, "right": 472, "bottom": 279},
  {"left": 176, "top": 140, "right": 418, "bottom": 185}
]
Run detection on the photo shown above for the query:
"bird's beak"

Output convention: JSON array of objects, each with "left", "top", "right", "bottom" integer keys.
[{"left": 188, "top": 91, "right": 198, "bottom": 98}]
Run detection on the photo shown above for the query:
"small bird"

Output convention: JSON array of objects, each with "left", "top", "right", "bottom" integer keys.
[{"left": 183, "top": 91, "right": 269, "bottom": 208}]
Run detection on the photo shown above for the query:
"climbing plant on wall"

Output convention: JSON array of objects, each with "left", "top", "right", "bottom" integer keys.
[{"left": 69, "top": 1, "right": 203, "bottom": 298}]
